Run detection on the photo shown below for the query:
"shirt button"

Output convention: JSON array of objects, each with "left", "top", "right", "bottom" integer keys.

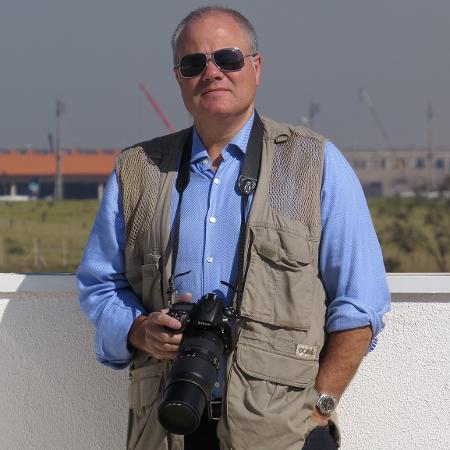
[
  {"left": 214, "top": 382, "right": 220, "bottom": 388},
  {"left": 202, "top": 158, "right": 209, "bottom": 165},
  {"left": 206, "top": 256, "right": 213, "bottom": 263},
  {"left": 209, "top": 216, "right": 216, "bottom": 223},
  {"left": 214, "top": 178, "right": 220, "bottom": 185}
]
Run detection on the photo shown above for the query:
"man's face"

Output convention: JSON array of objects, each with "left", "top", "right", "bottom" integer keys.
[{"left": 174, "top": 13, "right": 261, "bottom": 123}]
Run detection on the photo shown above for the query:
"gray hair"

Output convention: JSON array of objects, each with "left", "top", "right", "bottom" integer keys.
[{"left": 171, "top": 6, "right": 259, "bottom": 65}]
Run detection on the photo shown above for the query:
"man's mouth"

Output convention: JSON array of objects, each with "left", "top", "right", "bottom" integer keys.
[{"left": 201, "top": 88, "right": 229, "bottom": 95}]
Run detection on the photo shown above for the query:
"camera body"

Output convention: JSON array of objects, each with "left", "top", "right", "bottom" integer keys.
[
  {"left": 167, "top": 292, "right": 238, "bottom": 353},
  {"left": 158, "top": 293, "right": 238, "bottom": 435}
]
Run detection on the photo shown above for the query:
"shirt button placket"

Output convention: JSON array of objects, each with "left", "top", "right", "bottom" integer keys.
[{"left": 204, "top": 172, "right": 220, "bottom": 291}]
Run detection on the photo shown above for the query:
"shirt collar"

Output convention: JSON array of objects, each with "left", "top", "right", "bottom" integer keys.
[{"left": 190, "top": 111, "right": 255, "bottom": 163}]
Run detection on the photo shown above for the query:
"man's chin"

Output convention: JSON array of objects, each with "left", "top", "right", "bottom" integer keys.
[
  {"left": 189, "top": 102, "right": 254, "bottom": 124},
  {"left": 198, "top": 107, "right": 236, "bottom": 119}
]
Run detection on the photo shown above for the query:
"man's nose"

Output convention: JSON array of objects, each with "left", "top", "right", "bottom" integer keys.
[{"left": 202, "top": 56, "right": 223, "bottom": 80}]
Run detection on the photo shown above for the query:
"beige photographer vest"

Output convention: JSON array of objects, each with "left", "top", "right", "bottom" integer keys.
[{"left": 117, "top": 116, "right": 329, "bottom": 450}]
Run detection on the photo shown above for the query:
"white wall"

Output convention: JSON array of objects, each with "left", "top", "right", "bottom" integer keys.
[
  {"left": 0, "top": 275, "right": 128, "bottom": 450},
  {"left": 0, "top": 274, "right": 449, "bottom": 450}
]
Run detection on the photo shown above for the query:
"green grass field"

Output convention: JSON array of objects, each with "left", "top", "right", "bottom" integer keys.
[
  {"left": 0, "top": 200, "right": 98, "bottom": 273},
  {"left": 369, "top": 197, "right": 450, "bottom": 272},
  {"left": 0, "top": 198, "right": 449, "bottom": 273}
]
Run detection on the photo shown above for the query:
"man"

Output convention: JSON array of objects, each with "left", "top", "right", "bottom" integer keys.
[{"left": 77, "top": 6, "right": 390, "bottom": 450}]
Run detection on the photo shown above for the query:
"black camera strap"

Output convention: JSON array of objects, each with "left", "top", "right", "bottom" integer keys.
[
  {"left": 170, "top": 112, "right": 264, "bottom": 310},
  {"left": 235, "top": 112, "right": 264, "bottom": 311},
  {"left": 170, "top": 128, "right": 194, "bottom": 288}
]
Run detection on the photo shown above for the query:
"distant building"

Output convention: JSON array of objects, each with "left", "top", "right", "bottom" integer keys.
[
  {"left": 0, "top": 148, "right": 120, "bottom": 199},
  {"left": 1, "top": 146, "right": 449, "bottom": 199},
  {"left": 341, "top": 148, "right": 450, "bottom": 196}
]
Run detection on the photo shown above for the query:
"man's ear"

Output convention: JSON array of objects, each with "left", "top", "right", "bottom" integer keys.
[
  {"left": 253, "top": 53, "right": 262, "bottom": 86},
  {"left": 174, "top": 68, "right": 181, "bottom": 84}
]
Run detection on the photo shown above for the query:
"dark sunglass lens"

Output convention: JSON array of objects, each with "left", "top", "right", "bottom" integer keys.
[
  {"left": 214, "top": 48, "right": 244, "bottom": 71},
  {"left": 179, "top": 53, "right": 207, "bottom": 77}
]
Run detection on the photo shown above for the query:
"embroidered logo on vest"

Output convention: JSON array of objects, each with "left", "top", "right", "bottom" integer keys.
[{"left": 295, "top": 344, "right": 318, "bottom": 360}]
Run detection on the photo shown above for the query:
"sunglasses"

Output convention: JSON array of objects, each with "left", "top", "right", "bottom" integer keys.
[{"left": 175, "top": 47, "right": 257, "bottom": 79}]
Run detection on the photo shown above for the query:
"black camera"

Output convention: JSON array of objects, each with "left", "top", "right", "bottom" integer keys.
[{"left": 157, "top": 293, "right": 238, "bottom": 435}]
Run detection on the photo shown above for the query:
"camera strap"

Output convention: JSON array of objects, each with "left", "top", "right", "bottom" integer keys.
[
  {"left": 235, "top": 112, "right": 264, "bottom": 312},
  {"left": 170, "top": 128, "right": 193, "bottom": 287},
  {"left": 171, "top": 112, "right": 264, "bottom": 310}
]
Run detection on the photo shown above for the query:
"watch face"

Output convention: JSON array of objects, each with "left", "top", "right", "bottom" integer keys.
[
  {"left": 318, "top": 394, "right": 337, "bottom": 414},
  {"left": 321, "top": 396, "right": 335, "bottom": 412}
]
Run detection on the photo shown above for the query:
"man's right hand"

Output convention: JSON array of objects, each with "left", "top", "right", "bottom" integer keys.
[{"left": 127, "top": 293, "right": 192, "bottom": 360}]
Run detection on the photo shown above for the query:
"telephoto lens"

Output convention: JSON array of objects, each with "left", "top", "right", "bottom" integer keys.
[{"left": 157, "top": 329, "right": 224, "bottom": 435}]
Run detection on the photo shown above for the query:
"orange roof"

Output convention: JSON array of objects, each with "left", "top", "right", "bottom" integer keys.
[{"left": 0, "top": 149, "right": 121, "bottom": 176}]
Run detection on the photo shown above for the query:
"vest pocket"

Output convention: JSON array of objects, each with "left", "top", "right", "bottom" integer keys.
[
  {"left": 128, "top": 362, "right": 164, "bottom": 410},
  {"left": 236, "top": 328, "right": 319, "bottom": 387},
  {"left": 141, "top": 251, "right": 163, "bottom": 310},
  {"left": 127, "top": 363, "right": 167, "bottom": 450},
  {"left": 241, "top": 227, "right": 316, "bottom": 330},
  {"left": 226, "top": 329, "right": 319, "bottom": 449}
]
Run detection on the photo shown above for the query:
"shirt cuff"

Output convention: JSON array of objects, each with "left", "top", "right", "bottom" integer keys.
[
  {"left": 326, "top": 297, "right": 386, "bottom": 351},
  {"left": 94, "top": 300, "right": 146, "bottom": 369}
]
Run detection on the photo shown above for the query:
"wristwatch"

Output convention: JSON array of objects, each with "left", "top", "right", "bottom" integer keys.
[{"left": 315, "top": 391, "right": 338, "bottom": 415}]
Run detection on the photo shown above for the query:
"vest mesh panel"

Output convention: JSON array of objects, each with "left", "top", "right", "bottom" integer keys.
[
  {"left": 268, "top": 133, "right": 323, "bottom": 226},
  {"left": 118, "top": 147, "right": 161, "bottom": 249}
]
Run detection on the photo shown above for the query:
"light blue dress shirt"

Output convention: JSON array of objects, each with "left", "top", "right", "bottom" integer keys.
[{"left": 77, "top": 114, "right": 391, "bottom": 373}]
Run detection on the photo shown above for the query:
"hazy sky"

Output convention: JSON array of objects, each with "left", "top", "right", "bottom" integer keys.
[{"left": 1, "top": 0, "right": 450, "bottom": 150}]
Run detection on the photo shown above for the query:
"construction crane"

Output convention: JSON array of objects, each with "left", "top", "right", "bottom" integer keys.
[
  {"left": 139, "top": 82, "right": 175, "bottom": 133},
  {"left": 358, "top": 88, "right": 393, "bottom": 150}
]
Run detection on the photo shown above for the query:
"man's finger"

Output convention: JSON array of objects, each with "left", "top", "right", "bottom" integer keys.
[
  {"left": 151, "top": 311, "right": 181, "bottom": 330},
  {"left": 150, "top": 340, "right": 180, "bottom": 353},
  {"left": 176, "top": 292, "right": 193, "bottom": 303},
  {"left": 152, "top": 331, "right": 183, "bottom": 346}
]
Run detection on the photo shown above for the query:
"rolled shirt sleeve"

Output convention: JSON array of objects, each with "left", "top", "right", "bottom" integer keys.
[
  {"left": 76, "top": 170, "right": 146, "bottom": 369},
  {"left": 320, "top": 141, "right": 391, "bottom": 350}
]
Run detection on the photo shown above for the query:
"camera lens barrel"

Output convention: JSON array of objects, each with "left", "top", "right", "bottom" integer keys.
[
  {"left": 158, "top": 381, "right": 205, "bottom": 435},
  {"left": 158, "top": 330, "right": 224, "bottom": 435}
]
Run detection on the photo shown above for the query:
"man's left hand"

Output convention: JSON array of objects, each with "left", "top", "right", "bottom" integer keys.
[{"left": 310, "top": 407, "right": 330, "bottom": 427}]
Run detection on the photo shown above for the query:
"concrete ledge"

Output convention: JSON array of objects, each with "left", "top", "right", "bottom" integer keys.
[
  {"left": 2, "top": 272, "right": 450, "bottom": 295},
  {"left": 0, "top": 273, "right": 76, "bottom": 293},
  {"left": 387, "top": 272, "right": 450, "bottom": 293}
]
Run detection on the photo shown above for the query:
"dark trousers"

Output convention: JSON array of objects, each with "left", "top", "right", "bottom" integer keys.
[
  {"left": 184, "top": 412, "right": 220, "bottom": 450},
  {"left": 302, "top": 425, "right": 338, "bottom": 450},
  {"left": 184, "top": 416, "right": 337, "bottom": 450}
]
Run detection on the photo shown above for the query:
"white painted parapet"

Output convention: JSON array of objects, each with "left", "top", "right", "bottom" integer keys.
[
  {"left": 0, "top": 274, "right": 127, "bottom": 450},
  {"left": 340, "top": 274, "right": 450, "bottom": 450},
  {"left": 0, "top": 274, "right": 449, "bottom": 450}
]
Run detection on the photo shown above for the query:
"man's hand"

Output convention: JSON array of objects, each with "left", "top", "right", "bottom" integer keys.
[
  {"left": 310, "top": 407, "right": 330, "bottom": 427},
  {"left": 127, "top": 293, "right": 192, "bottom": 360}
]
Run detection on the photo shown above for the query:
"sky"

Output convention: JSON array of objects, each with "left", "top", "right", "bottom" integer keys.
[{"left": 1, "top": 0, "right": 450, "bottom": 150}]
